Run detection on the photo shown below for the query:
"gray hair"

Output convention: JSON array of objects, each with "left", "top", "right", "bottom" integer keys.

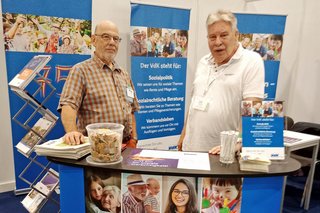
[
  {"left": 206, "top": 10, "right": 238, "bottom": 32},
  {"left": 102, "top": 185, "right": 121, "bottom": 203}
]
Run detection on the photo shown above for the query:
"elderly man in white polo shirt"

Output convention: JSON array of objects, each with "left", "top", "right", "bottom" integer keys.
[{"left": 178, "top": 10, "right": 264, "bottom": 153}]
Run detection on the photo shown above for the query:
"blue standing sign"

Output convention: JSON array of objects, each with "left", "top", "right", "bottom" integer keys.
[{"left": 130, "top": 3, "right": 190, "bottom": 147}]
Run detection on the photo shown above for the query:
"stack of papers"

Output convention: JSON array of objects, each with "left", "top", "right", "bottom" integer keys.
[
  {"left": 239, "top": 154, "right": 271, "bottom": 173},
  {"left": 35, "top": 137, "right": 91, "bottom": 159}
]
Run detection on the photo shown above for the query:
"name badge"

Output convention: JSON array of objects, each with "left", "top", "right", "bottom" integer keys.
[
  {"left": 193, "top": 96, "right": 208, "bottom": 111},
  {"left": 126, "top": 87, "right": 134, "bottom": 99}
]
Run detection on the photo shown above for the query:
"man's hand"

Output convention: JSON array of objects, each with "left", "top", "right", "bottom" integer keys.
[
  {"left": 209, "top": 145, "right": 221, "bottom": 155},
  {"left": 64, "top": 131, "right": 84, "bottom": 145},
  {"left": 177, "top": 138, "right": 183, "bottom": 151},
  {"left": 209, "top": 138, "right": 242, "bottom": 155},
  {"left": 126, "top": 138, "right": 137, "bottom": 148}
]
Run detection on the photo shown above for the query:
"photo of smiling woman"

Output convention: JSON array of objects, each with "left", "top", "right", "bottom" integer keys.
[{"left": 164, "top": 178, "right": 198, "bottom": 213}]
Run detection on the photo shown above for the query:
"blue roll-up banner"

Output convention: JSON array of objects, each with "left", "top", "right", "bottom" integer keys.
[
  {"left": 236, "top": 14, "right": 287, "bottom": 160},
  {"left": 236, "top": 14, "right": 287, "bottom": 213},
  {"left": 130, "top": 3, "right": 190, "bottom": 149},
  {"left": 236, "top": 13, "right": 287, "bottom": 99},
  {"left": 1, "top": 0, "right": 92, "bottom": 191}
]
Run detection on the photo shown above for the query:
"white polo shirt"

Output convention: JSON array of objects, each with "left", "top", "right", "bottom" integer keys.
[{"left": 182, "top": 44, "right": 264, "bottom": 152}]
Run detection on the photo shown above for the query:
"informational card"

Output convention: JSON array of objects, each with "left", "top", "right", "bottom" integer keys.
[
  {"left": 125, "top": 149, "right": 179, "bottom": 168},
  {"left": 16, "top": 116, "right": 55, "bottom": 157},
  {"left": 283, "top": 136, "right": 302, "bottom": 144},
  {"left": 125, "top": 149, "right": 210, "bottom": 170},
  {"left": 34, "top": 169, "right": 59, "bottom": 196},
  {"left": 21, "top": 189, "right": 46, "bottom": 213},
  {"left": 241, "top": 100, "right": 285, "bottom": 160},
  {"left": 9, "top": 55, "right": 52, "bottom": 90}
]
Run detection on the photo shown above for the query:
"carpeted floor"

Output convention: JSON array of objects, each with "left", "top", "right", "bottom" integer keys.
[
  {"left": 0, "top": 190, "right": 59, "bottom": 213},
  {"left": 283, "top": 175, "right": 320, "bottom": 213}
]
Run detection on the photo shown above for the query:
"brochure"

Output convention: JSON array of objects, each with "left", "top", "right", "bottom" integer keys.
[
  {"left": 16, "top": 116, "right": 55, "bottom": 157},
  {"left": 241, "top": 100, "right": 285, "bottom": 160},
  {"left": 21, "top": 189, "right": 46, "bottom": 213},
  {"left": 124, "top": 149, "right": 210, "bottom": 170},
  {"left": 125, "top": 149, "right": 179, "bottom": 168},
  {"left": 9, "top": 55, "right": 52, "bottom": 90},
  {"left": 34, "top": 169, "right": 59, "bottom": 196}
]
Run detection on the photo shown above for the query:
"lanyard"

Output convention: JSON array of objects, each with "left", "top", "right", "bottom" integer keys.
[{"left": 203, "top": 64, "right": 225, "bottom": 95}]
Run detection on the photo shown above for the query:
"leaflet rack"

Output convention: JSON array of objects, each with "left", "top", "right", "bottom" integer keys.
[{"left": 9, "top": 68, "right": 60, "bottom": 212}]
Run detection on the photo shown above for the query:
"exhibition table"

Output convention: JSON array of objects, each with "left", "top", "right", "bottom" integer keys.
[
  {"left": 283, "top": 130, "right": 320, "bottom": 210},
  {"left": 49, "top": 148, "right": 301, "bottom": 213}
]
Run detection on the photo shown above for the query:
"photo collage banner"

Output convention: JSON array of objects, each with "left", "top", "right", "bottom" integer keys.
[
  {"left": 236, "top": 13, "right": 287, "bottom": 100},
  {"left": 130, "top": 3, "right": 190, "bottom": 149},
  {"left": 82, "top": 167, "right": 284, "bottom": 213},
  {"left": 1, "top": 0, "right": 92, "bottom": 190},
  {"left": 85, "top": 168, "right": 243, "bottom": 213}
]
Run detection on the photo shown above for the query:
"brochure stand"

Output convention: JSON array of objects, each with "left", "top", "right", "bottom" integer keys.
[{"left": 9, "top": 56, "right": 60, "bottom": 212}]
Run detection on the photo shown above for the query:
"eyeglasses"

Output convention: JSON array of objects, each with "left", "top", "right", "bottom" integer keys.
[
  {"left": 95, "top": 33, "right": 122, "bottom": 43},
  {"left": 172, "top": 189, "right": 189, "bottom": 197}
]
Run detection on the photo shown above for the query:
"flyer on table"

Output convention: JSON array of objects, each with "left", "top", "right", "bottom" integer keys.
[{"left": 241, "top": 100, "right": 285, "bottom": 159}]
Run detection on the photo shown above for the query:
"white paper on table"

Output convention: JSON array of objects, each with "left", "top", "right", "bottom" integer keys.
[
  {"left": 177, "top": 152, "right": 210, "bottom": 170},
  {"left": 139, "top": 149, "right": 181, "bottom": 159},
  {"left": 139, "top": 150, "right": 210, "bottom": 170}
]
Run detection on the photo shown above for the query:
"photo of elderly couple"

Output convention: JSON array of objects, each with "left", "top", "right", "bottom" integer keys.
[{"left": 85, "top": 168, "right": 243, "bottom": 213}]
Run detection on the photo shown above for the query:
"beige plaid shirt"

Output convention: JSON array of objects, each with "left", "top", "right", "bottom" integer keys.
[{"left": 58, "top": 54, "right": 139, "bottom": 139}]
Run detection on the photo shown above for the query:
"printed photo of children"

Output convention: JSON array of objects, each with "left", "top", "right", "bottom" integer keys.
[
  {"left": 200, "top": 177, "right": 242, "bottom": 213},
  {"left": 145, "top": 177, "right": 161, "bottom": 213}
]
